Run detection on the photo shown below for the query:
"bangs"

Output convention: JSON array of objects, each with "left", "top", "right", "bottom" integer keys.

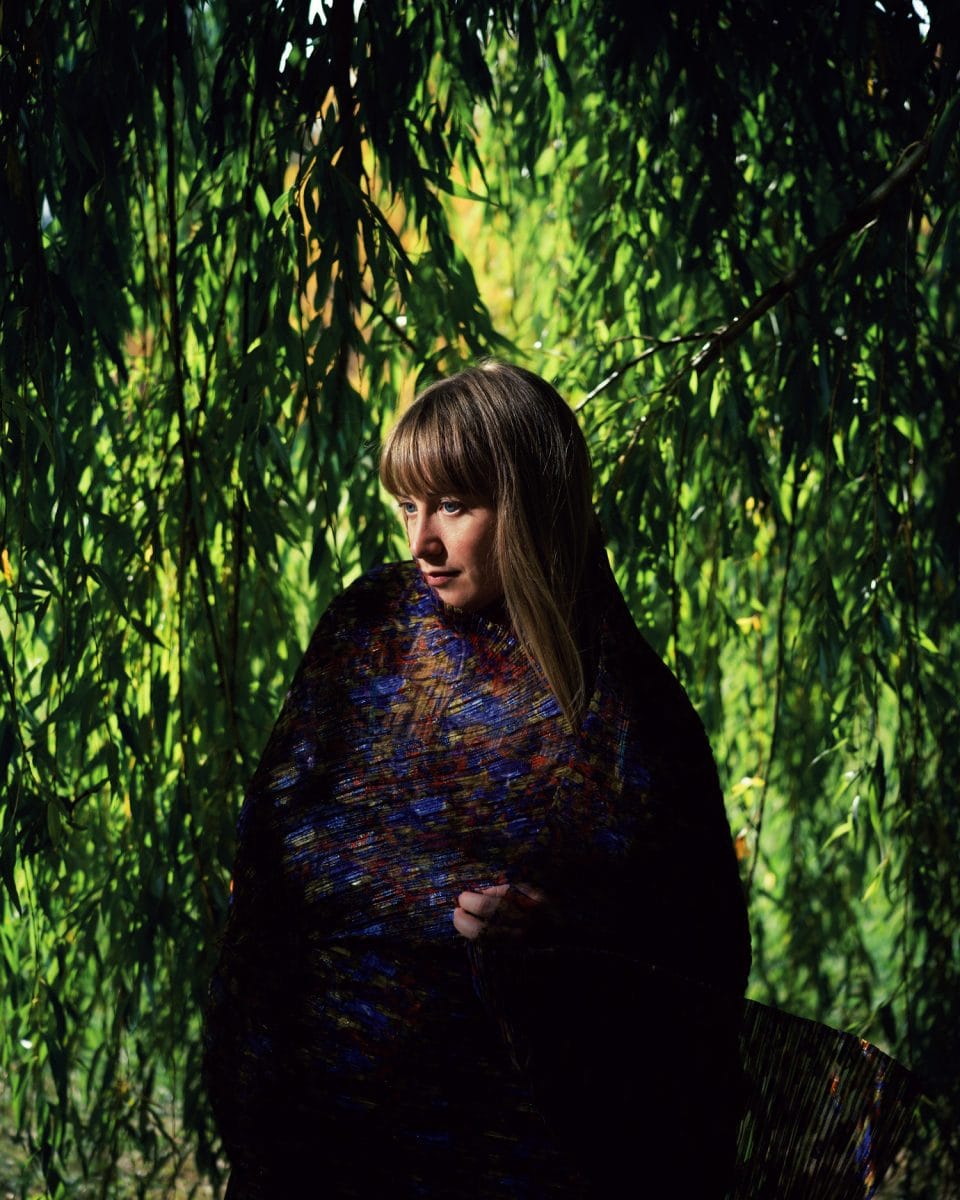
[{"left": 379, "top": 389, "right": 495, "bottom": 500}]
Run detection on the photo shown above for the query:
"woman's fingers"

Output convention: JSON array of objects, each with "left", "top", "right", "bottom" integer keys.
[
  {"left": 452, "top": 883, "right": 548, "bottom": 939},
  {"left": 458, "top": 885, "right": 510, "bottom": 919},
  {"left": 452, "top": 905, "right": 486, "bottom": 939}
]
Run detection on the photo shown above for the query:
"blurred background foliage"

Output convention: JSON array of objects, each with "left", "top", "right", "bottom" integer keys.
[{"left": 1, "top": 0, "right": 958, "bottom": 1195}]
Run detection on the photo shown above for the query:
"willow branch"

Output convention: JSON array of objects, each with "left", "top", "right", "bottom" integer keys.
[
  {"left": 604, "top": 136, "right": 930, "bottom": 426},
  {"left": 576, "top": 329, "right": 717, "bottom": 411},
  {"left": 164, "top": 0, "right": 238, "bottom": 755},
  {"left": 687, "top": 138, "right": 930, "bottom": 377},
  {"left": 746, "top": 491, "right": 798, "bottom": 900}
]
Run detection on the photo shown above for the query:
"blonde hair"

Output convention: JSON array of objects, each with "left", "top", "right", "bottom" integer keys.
[{"left": 379, "top": 361, "right": 601, "bottom": 727}]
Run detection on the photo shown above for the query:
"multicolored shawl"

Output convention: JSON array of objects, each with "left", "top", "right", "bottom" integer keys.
[{"left": 202, "top": 560, "right": 752, "bottom": 1196}]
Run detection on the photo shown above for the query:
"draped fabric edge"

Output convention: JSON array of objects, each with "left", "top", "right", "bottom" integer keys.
[{"left": 469, "top": 939, "right": 921, "bottom": 1200}]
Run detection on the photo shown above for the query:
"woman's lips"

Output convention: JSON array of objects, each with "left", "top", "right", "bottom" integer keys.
[{"left": 423, "top": 571, "right": 459, "bottom": 587}]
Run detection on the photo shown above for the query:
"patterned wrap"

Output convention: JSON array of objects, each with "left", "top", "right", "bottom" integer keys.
[{"left": 203, "top": 561, "right": 751, "bottom": 1197}]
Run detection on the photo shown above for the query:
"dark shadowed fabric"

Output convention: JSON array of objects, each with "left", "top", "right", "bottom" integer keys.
[
  {"left": 730, "top": 1001, "right": 920, "bottom": 1200},
  {"left": 203, "top": 561, "right": 751, "bottom": 1197}
]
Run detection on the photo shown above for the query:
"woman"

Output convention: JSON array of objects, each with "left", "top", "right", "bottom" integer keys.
[{"left": 204, "top": 362, "right": 751, "bottom": 1197}]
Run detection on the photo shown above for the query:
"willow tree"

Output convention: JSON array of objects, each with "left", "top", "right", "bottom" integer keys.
[{"left": 1, "top": 0, "right": 958, "bottom": 1195}]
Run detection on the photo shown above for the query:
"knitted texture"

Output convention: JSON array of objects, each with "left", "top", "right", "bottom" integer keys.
[{"left": 203, "top": 561, "right": 750, "bottom": 1197}]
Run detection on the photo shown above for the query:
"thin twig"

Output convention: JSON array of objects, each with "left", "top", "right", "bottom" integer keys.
[
  {"left": 575, "top": 332, "right": 711, "bottom": 411},
  {"left": 359, "top": 286, "right": 419, "bottom": 352}
]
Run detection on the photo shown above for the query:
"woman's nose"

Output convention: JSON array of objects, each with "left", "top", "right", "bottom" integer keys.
[{"left": 409, "top": 513, "right": 443, "bottom": 559}]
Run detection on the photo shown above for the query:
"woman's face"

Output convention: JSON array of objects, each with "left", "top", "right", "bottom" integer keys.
[{"left": 395, "top": 493, "right": 502, "bottom": 612}]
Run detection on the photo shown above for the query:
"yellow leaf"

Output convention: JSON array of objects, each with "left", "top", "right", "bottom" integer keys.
[{"left": 1, "top": 548, "right": 13, "bottom": 584}]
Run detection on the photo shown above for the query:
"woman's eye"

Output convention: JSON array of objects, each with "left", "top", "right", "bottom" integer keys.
[
  {"left": 439, "top": 500, "right": 463, "bottom": 515},
  {"left": 397, "top": 500, "right": 417, "bottom": 516}
]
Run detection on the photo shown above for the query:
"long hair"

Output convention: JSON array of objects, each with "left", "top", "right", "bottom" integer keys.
[{"left": 379, "top": 361, "right": 602, "bottom": 727}]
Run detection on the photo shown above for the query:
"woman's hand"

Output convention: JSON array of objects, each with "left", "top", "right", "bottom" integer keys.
[{"left": 453, "top": 883, "right": 547, "bottom": 941}]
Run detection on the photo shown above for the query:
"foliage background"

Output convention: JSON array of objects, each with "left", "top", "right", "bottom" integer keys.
[{"left": 1, "top": 0, "right": 958, "bottom": 1195}]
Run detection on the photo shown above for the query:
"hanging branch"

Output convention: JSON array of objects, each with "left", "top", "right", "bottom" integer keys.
[
  {"left": 685, "top": 138, "right": 931, "bottom": 378},
  {"left": 746, "top": 493, "right": 799, "bottom": 900},
  {"left": 163, "top": 0, "right": 239, "bottom": 757},
  {"left": 602, "top": 133, "right": 932, "bottom": 451},
  {"left": 575, "top": 328, "right": 718, "bottom": 410}
]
